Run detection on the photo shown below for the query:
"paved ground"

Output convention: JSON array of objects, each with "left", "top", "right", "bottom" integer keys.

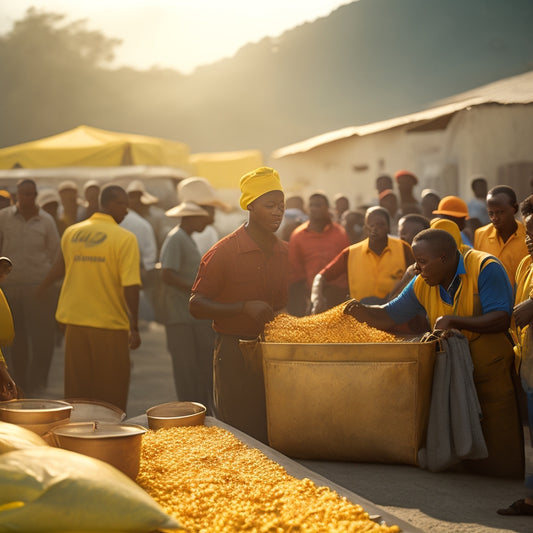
[{"left": 40, "top": 322, "right": 532, "bottom": 533}]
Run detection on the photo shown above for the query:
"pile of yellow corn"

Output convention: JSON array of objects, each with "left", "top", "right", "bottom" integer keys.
[
  {"left": 264, "top": 304, "right": 399, "bottom": 344},
  {"left": 137, "top": 425, "right": 399, "bottom": 532}
]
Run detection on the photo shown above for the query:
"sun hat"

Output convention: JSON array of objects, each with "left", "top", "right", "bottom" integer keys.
[
  {"left": 126, "top": 180, "right": 158, "bottom": 205},
  {"left": 83, "top": 179, "right": 100, "bottom": 193},
  {"left": 165, "top": 201, "right": 210, "bottom": 218},
  {"left": 178, "top": 177, "right": 231, "bottom": 212},
  {"left": 58, "top": 180, "right": 78, "bottom": 193},
  {"left": 421, "top": 188, "right": 440, "bottom": 199},
  {"left": 432, "top": 196, "right": 469, "bottom": 218},
  {"left": 37, "top": 188, "right": 61, "bottom": 208},
  {"left": 239, "top": 167, "right": 283, "bottom": 210}
]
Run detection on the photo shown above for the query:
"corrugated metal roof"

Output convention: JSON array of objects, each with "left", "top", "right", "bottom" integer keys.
[{"left": 272, "top": 70, "right": 533, "bottom": 159}]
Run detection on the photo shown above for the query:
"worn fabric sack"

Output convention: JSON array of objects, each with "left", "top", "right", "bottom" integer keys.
[{"left": 418, "top": 332, "right": 488, "bottom": 471}]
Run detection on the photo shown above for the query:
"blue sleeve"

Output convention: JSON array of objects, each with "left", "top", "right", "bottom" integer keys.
[
  {"left": 478, "top": 259, "right": 513, "bottom": 315},
  {"left": 383, "top": 277, "right": 426, "bottom": 323}
]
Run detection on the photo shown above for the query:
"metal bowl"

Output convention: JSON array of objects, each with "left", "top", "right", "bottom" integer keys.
[
  {"left": 146, "top": 401, "right": 206, "bottom": 431},
  {"left": 52, "top": 422, "right": 146, "bottom": 479},
  {"left": 0, "top": 399, "right": 73, "bottom": 436},
  {"left": 66, "top": 399, "right": 126, "bottom": 424}
]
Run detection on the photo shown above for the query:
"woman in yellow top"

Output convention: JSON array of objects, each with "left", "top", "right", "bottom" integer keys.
[{"left": 0, "top": 257, "right": 17, "bottom": 400}]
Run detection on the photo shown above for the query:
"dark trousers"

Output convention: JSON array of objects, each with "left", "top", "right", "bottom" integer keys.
[
  {"left": 165, "top": 322, "right": 215, "bottom": 415},
  {"left": 213, "top": 334, "right": 268, "bottom": 444},
  {"left": 3, "top": 285, "right": 56, "bottom": 395}
]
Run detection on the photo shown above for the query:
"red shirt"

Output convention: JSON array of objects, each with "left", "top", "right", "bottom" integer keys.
[
  {"left": 288, "top": 221, "right": 350, "bottom": 288},
  {"left": 191, "top": 225, "right": 288, "bottom": 337}
]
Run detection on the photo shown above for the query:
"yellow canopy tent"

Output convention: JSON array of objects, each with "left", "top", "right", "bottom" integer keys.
[
  {"left": 189, "top": 150, "right": 263, "bottom": 189},
  {"left": 0, "top": 125, "right": 190, "bottom": 169}
]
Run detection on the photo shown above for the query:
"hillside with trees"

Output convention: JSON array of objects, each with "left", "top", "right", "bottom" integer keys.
[{"left": 1, "top": 0, "right": 533, "bottom": 157}]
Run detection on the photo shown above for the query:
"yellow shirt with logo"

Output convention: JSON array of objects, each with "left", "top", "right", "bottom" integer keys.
[
  {"left": 347, "top": 236, "right": 408, "bottom": 300},
  {"left": 56, "top": 213, "right": 141, "bottom": 330},
  {"left": 474, "top": 221, "right": 527, "bottom": 286}
]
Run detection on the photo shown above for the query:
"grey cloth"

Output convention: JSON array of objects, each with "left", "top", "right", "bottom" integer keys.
[{"left": 418, "top": 333, "right": 488, "bottom": 471}]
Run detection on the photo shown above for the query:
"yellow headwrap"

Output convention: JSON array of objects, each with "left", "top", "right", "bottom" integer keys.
[
  {"left": 239, "top": 167, "right": 283, "bottom": 210},
  {"left": 430, "top": 218, "right": 463, "bottom": 250}
]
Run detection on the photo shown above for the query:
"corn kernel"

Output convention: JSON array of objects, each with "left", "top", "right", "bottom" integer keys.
[
  {"left": 137, "top": 426, "right": 399, "bottom": 532},
  {"left": 264, "top": 304, "right": 398, "bottom": 344}
]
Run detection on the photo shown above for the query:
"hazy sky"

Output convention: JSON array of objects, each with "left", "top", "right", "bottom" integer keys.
[{"left": 0, "top": 0, "right": 353, "bottom": 73}]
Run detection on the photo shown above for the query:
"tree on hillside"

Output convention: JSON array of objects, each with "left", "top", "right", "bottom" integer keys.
[{"left": 0, "top": 8, "right": 122, "bottom": 147}]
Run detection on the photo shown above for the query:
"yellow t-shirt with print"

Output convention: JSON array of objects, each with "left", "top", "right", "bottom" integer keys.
[{"left": 56, "top": 213, "right": 141, "bottom": 330}]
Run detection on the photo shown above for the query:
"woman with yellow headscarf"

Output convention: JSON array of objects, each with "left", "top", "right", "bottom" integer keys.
[{"left": 190, "top": 167, "right": 287, "bottom": 443}]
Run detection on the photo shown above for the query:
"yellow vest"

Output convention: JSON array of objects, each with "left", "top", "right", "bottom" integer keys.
[
  {"left": 412, "top": 249, "right": 498, "bottom": 341},
  {"left": 512, "top": 255, "right": 533, "bottom": 371},
  {"left": 347, "top": 236, "right": 407, "bottom": 300}
]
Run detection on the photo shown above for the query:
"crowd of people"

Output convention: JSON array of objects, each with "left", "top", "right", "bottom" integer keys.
[{"left": 0, "top": 167, "right": 532, "bottom": 516}]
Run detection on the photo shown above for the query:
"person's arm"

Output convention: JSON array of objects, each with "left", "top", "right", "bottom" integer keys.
[
  {"left": 310, "top": 274, "right": 327, "bottom": 314},
  {"left": 0, "top": 361, "right": 16, "bottom": 400},
  {"left": 36, "top": 252, "right": 65, "bottom": 297},
  {"left": 161, "top": 268, "right": 193, "bottom": 292},
  {"left": 434, "top": 310, "right": 510, "bottom": 333},
  {"left": 513, "top": 297, "right": 533, "bottom": 328},
  {"left": 189, "top": 293, "right": 275, "bottom": 328},
  {"left": 343, "top": 299, "right": 397, "bottom": 330},
  {"left": 124, "top": 285, "right": 141, "bottom": 349}
]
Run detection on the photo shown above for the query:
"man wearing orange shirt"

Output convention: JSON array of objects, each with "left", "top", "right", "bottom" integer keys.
[
  {"left": 288, "top": 192, "right": 349, "bottom": 315},
  {"left": 474, "top": 185, "right": 527, "bottom": 286}
]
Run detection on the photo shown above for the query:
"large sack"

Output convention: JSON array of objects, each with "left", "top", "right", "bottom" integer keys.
[
  {"left": 0, "top": 447, "right": 182, "bottom": 532},
  {"left": 0, "top": 421, "right": 47, "bottom": 454}
]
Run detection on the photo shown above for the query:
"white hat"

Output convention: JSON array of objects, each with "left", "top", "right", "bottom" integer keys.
[
  {"left": 178, "top": 177, "right": 231, "bottom": 212},
  {"left": 83, "top": 179, "right": 100, "bottom": 193},
  {"left": 37, "top": 188, "right": 61, "bottom": 208},
  {"left": 58, "top": 180, "right": 78, "bottom": 193},
  {"left": 126, "top": 180, "right": 158, "bottom": 205},
  {"left": 165, "top": 201, "right": 210, "bottom": 218}
]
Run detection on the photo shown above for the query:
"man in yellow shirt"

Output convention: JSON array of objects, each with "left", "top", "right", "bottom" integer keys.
[
  {"left": 474, "top": 185, "right": 527, "bottom": 286},
  {"left": 344, "top": 229, "right": 523, "bottom": 478},
  {"left": 40, "top": 185, "right": 141, "bottom": 412}
]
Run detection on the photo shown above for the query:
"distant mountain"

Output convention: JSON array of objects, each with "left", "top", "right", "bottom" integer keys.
[
  {"left": 166, "top": 0, "right": 533, "bottom": 154},
  {"left": 2, "top": 0, "right": 533, "bottom": 158}
]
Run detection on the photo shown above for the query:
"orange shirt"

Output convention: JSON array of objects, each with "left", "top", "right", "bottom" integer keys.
[
  {"left": 288, "top": 221, "right": 349, "bottom": 288},
  {"left": 474, "top": 221, "right": 528, "bottom": 286},
  {"left": 191, "top": 225, "right": 288, "bottom": 337}
]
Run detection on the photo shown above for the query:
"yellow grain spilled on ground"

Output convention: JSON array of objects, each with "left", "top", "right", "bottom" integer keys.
[
  {"left": 137, "top": 425, "right": 399, "bottom": 533},
  {"left": 264, "top": 304, "right": 399, "bottom": 344}
]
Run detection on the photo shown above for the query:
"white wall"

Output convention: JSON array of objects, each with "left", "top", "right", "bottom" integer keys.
[{"left": 270, "top": 104, "right": 533, "bottom": 208}]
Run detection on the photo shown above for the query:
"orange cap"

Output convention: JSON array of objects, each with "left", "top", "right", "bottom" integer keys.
[
  {"left": 432, "top": 196, "right": 469, "bottom": 218},
  {"left": 394, "top": 170, "right": 418, "bottom": 184},
  {"left": 378, "top": 188, "right": 395, "bottom": 200}
]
